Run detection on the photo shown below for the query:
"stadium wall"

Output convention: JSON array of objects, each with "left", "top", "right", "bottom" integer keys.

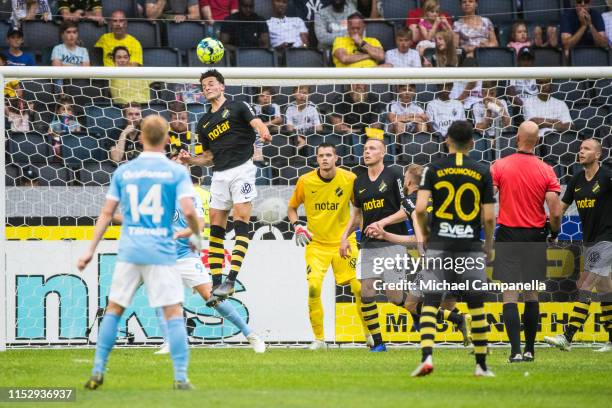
[{"left": 4, "top": 239, "right": 606, "bottom": 346}]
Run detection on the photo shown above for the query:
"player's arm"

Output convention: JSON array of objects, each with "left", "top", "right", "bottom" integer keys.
[
  {"left": 482, "top": 203, "right": 495, "bottom": 261},
  {"left": 174, "top": 216, "right": 206, "bottom": 239},
  {"left": 545, "top": 191, "right": 562, "bottom": 235},
  {"left": 250, "top": 117, "right": 272, "bottom": 143},
  {"left": 179, "top": 196, "right": 201, "bottom": 236},
  {"left": 178, "top": 148, "right": 213, "bottom": 167},
  {"left": 340, "top": 206, "right": 362, "bottom": 257},
  {"left": 288, "top": 178, "right": 313, "bottom": 246},
  {"left": 415, "top": 189, "right": 431, "bottom": 242},
  {"left": 77, "top": 198, "right": 118, "bottom": 271}
]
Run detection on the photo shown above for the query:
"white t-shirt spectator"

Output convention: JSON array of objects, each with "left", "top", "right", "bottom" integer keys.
[
  {"left": 426, "top": 98, "right": 466, "bottom": 137},
  {"left": 51, "top": 44, "right": 89, "bottom": 66},
  {"left": 384, "top": 48, "right": 421, "bottom": 68},
  {"left": 385, "top": 101, "right": 425, "bottom": 133},
  {"left": 603, "top": 11, "right": 612, "bottom": 47},
  {"left": 450, "top": 81, "right": 482, "bottom": 109},
  {"left": 472, "top": 99, "right": 509, "bottom": 137},
  {"left": 523, "top": 96, "right": 572, "bottom": 136},
  {"left": 285, "top": 102, "right": 321, "bottom": 133},
  {"left": 510, "top": 79, "right": 538, "bottom": 102},
  {"left": 267, "top": 16, "right": 308, "bottom": 48}
]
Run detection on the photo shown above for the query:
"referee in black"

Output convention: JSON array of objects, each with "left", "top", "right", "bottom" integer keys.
[{"left": 491, "top": 121, "right": 562, "bottom": 363}]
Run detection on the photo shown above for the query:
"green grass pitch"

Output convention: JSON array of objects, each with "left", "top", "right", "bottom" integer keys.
[{"left": 1, "top": 347, "right": 611, "bottom": 408}]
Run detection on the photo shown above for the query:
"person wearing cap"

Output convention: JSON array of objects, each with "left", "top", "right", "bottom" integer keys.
[
  {"left": 507, "top": 47, "right": 537, "bottom": 107},
  {"left": 332, "top": 12, "right": 384, "bottom": 68},
  {"left": 2, "top": 27, "right": 35, "bottom": 66}
]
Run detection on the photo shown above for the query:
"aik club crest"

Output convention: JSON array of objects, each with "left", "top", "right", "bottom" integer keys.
[{"left": 379, "top": 181, "right": 387, "bottom": 193}]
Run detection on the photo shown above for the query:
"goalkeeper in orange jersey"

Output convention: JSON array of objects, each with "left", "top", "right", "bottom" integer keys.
[{"left": 287, "top": 143, "right": 372, "bottom": 350}]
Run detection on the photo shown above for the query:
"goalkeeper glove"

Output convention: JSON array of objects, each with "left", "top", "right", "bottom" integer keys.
[
  {"left": 293, "top": 221, "right": 313, "bottom": 247},
  {"left": 189, "top": 233, "right": 204, "bottom": 252}
]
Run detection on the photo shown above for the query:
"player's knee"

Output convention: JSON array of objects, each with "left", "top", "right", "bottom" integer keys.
[
  {"left": 163, "top": 303, "right": 183, "bottom": 319},
  {"left": 308, "top": 282, "right": 322, "bottom": 299},
  {"left": 234, "top": 220, "right": 249, "bottom": 237},
  {"left": 195, "top": 283, "right": 212, "bottom": 300},
  {"left": 387, "top": 290, "right": 407, "bottom": 307},
  {"left": 106, "top": 302, "right": 124, "bottom": 316},
  {"left": 404, "top": 301, "right": 418, "bottom": 314}
]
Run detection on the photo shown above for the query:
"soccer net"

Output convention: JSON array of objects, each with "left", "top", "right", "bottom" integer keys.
[{"left": 1, "top": 66, "right": 611, "bottom": 349}]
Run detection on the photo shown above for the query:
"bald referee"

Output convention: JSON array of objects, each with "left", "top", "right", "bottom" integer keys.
[{"left": 491, "top": 121, "right": 562, "bottom": 363}]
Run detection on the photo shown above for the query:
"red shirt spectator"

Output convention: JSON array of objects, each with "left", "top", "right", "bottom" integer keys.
[
  {"left": 405, "top": 5, "right": 452, "bottom": 28},
  {"left": 200, "top": 0, "right": 238, "bottom": 22},
  {"left": 491, "top": 152, "right": 560, "bottom": 228}
]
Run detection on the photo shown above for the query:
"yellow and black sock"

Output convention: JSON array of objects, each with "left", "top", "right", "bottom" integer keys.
[
  {"left": 565, "top": 300, "right": 590, "bottom": 342},
  {"left": 209, "top": 225, "right": 225, "bottom": 287},
  {"left": 361, "top": 297, "right": 382, "bottom": 346},
  {"left": 601, "top": 302, "right": 612, "bottom": 342},
  {"left": 420, "top": 304, "right": 438, "bottom": 361},
  {"left": 468, "top": 301, "right": 488, "bottom": 369},
  {"left": 227, "top": 221, "right": 250, "bottom": 282},
  {"left": 437, "top": 308, "right": 463, "bottom": 327}
]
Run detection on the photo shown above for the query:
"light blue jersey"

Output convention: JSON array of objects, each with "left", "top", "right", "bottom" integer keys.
[
  {"left": 174, "top": 193, "right": 205, "bottom": 260},
  {"left": 106, "top": 152, "right": 195, "bottom": 265}
]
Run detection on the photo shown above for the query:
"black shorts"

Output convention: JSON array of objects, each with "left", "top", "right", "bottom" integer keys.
[{"left": 492, "top": 225, "right": 547, "bottom": 285}]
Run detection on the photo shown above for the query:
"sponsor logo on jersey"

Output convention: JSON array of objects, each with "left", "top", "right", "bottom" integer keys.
[
  {"left": 363, "top": 198, "right": 384, "bottom": 211},
  {"left": 438, "top": 222, "right": 474, "bottom": 238},
  {"left": 576, "top": 197, "right": 596, "bottom": 209},
  {"left": 240, "top": 183, "right": 252, "bottom": 194},
  {"left": 379, "top": 181, "right": 387, "bottom": 193},
  {"left": 335, "top": 187, "right": 343, "bottom": 197},
  {"left": 208, "top": 120, "right": 230, "bottom": 140},
  {"left": 202, "top": 121, "right": 209, "bottom": 130},
  {"left": 314, "top": 201, "right": 339, "bottom": 211}
]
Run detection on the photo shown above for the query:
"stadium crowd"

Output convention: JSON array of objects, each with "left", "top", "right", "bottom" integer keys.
[{"left": 1, "top": 0, "right": 611, "bottom": 186}]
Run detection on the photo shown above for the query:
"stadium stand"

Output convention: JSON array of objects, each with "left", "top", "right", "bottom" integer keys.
[{"left": 1, "top": 0, "right": 610, "bottom": 187}]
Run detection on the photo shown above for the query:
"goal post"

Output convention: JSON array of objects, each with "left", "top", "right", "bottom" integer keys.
[{"left": 1, "top": 66, "right": 611, "bottom": 349}]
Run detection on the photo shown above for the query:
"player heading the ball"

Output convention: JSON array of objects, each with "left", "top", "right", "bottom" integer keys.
[
  {"left": 78, "top": 115, "right": 203, "bottom": 390},
  {"left": 178, "top": 69, "right": 271, "bottom": 304}
]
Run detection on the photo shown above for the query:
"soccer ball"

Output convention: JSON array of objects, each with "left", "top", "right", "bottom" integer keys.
[
  {"left": 257, "top": 197, "right": 287, "bottom": 226},
  {"left": 196, "top": 37, "right": 224, "bottom": 64}
]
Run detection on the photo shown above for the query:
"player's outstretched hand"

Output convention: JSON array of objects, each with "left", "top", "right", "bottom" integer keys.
[
  {"left": 294, "top": 222, "right": 313, "bottom": 247},
  {"left": 339, "top": 239, "right": 352, "bottom": 258},
  {"left": 77, "top": 250, "right": 94, "bottom": 272}
]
